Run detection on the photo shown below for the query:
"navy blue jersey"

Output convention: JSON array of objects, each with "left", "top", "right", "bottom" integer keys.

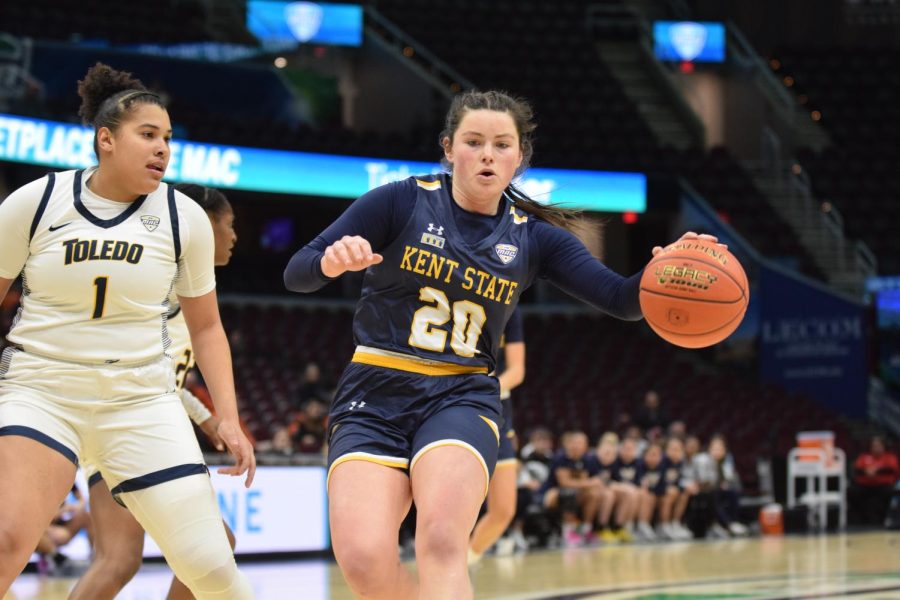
[
  {"left": 661, "top": 458, "right": 684, "bottom": 489},
  {"left": 639, "top": 460, "right": 665, "bottom": 494},
  {"left": 353, "top": 174, "right": 530, "bottom": 371},
  {"left": 284, "top": 173, "right": 643, "bottom": 373},
  {"left": 596, "top": 457, "right": 616, "bottom": 485},
  {"left": 613, "top": 458, "right": 642, "bottom": 485},
  {"left": 541, "top": 449, "right": 599, "bottom": 492}
]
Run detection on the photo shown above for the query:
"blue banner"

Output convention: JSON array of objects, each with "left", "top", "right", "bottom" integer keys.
[
  {"left": 759, "top": 265, "right": 868, "bottom": 416},
  {"left": 248, "top": 1, "right": 363, "bottom": 48},
  {"left": 654, "top": 21, "right": 726, "bottom": 63},
  {"left": 0, "top": 113, "right": 647, "bottom": 212}
]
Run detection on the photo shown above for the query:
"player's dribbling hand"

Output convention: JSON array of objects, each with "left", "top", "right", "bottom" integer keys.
[
  {"left": 216, "top": 419, "right": 257, "bottom": 487},
  {"left": 651, "top": 231, "right": 728, "bottom": 256},
  {"left": 321, "top": 235, "right": 383, "bottom": 278}
]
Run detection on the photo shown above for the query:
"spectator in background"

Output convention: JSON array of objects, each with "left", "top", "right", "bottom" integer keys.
[
  {"left": 636, "top": 442, "right": 664, "bottom": 541},
  {"left": 296, "top": 361, "right": 329, "bottom": 406},
  {"left": 656, "top": 437, "right": 695, "bottom": 540},
  {"left": 667, "top": 420, "right": 688, "bottom": 442},
  {"left": 850, "top": 436, "right": 900, "bottom": 525},
  {"left": 595, "top": 432, "right": 639, "bottom": 543},
  {"left": 256, "top": 426, "right": 295, "bottom": 456},
  {"left": 623, "top": 425, "right": 647, "bottom": 456},
  {"left": 539, "top": 431, "right": 603, "bottom": 548},
  {"left": 521, "top": 427, "right": 554, "bottom": 468},
  {"left": 635, "top": 390, "right": 670, "bottom": 438},
  {"left": 702, "top": 434, "right": 747, "bottom": 537},
  {"left": 290, "top": 398, "right": 328, "bottom": 453}
]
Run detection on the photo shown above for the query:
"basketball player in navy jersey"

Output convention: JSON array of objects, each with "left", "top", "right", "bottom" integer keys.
[
  {"left": 658, "top": 436, "right": 697, "bottom": 540},
  {"left": 638, "top": 442, "right": 665, "bottom": 538},
  {"left": 596, "top": 433, "right": 639, "bottom": 543},
  {"left": 468, "top": 307, "right": 525, "bottom": 564},
  {"left": 615, "top": 436, "right": 654, "bottom": 541},
  {"left": 70, "top": 184, "right": 239, "bottom": 600},
  {"left": 0, "top": 63, "right": 254, "bottom": 597},
  {"left": 284, "top": 90, "right": 719, "bottom": 599}
]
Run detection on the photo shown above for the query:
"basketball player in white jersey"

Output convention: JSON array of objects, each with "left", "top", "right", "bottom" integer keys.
[
  {"left": 0, "top": 63, "right": 255, "bottom": 598},
  {"left": 70, "top": 184, "right": 239, "bottom": 600}
]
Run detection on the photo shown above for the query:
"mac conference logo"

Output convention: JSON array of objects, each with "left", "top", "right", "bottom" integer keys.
[
  {"left": 670, "top": 22, "right": 708, "bottom": 61},
  {"left": 285, "top": 2, "right": 324, "bottom": 43}
]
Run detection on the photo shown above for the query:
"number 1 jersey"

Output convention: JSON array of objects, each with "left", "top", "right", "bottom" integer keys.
[{"left": 0, "top": 168, "right": 216, "bottom": 366}]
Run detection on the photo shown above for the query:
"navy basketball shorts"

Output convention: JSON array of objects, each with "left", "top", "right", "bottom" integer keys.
[
  {"left": 327, "top": 362, "right": 503, "bottom": 496},
  {"left": 497, "top": 397, "right": 517, "bottom": 466}
]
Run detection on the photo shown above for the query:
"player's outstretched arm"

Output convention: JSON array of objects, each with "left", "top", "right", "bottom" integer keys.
[{"left": 180, "top": 290, "right": 256, "bottom": 487}]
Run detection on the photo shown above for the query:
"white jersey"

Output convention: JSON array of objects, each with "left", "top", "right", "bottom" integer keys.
[
  {"left": 0, "top": 167, "right": 216, "bottom": 366},
  {"left": 166, "top": 293, "right": 195, "bottom": 389}
]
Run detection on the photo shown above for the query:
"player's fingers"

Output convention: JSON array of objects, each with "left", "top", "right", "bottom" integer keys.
[
  {"left": 369, "top": 253, "right": 384, "bottom": 265},
  {"left": 245, "top": 449, "right": 257, "bottom": 488},
  {"left": 333, "top": 243, "right": 352, "bottom": 266},
  {"left": 651, "top": 245, "right": 663, "bottom": 256},
  {"left": 358, "top": 238, "right": 376, "bottom": 260},
  {"left": 329, "top": 241, "right": 344, "bottom": 263},
  {"left": 680, "top": 231, "right": 698, "bottom": 239},
  {"left": 348, "top": 240, "right": 365, "bottom": 263},
  {"left": 696, "top": 233, "right": 718, "bottom": 242}
]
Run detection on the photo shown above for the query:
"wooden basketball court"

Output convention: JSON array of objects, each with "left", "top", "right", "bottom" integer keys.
[{"left": 7, "top": 531, "right": 900, "bottom": 599}]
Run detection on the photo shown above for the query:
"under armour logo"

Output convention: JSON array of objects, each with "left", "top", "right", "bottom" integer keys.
[
  {"left": 349, "top": 401, "right": 366, "bottom": 411},
  {"left": 427, "top": 223, "right": 444, "bottom": 236}
]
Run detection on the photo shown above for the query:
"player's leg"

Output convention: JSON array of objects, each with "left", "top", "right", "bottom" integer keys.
[
  {"left": 94, "top": 386, "right": 250, "bottom": 600},
  {"left": 0, "top": 380, "right": 83, "bottom": 590},
  {"left": 636, "top": 489, "right": 658, "bottom": 540},
  {"left": 413, "top": 446, "right": 488, "bottom": 600},
  {"left": 167, "top": 520, "right": 236, "bottom": 600},
  {"left": 468, "top": 462, "right": 517, "bottom": 559},
  {"left": 69, "top": 476, "right": 146, "bottom": 600},
  {"left": 0, "top": 435, "right": 77, "bottom": 589},
  {"left": 411, "top": 400, "right": 500, "bottom": 600},
  {"left": 329, "top": 460, "right": 416, "bottom": 600}
]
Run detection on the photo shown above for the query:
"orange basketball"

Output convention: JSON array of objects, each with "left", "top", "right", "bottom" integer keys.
[{"left": 639, "top": 240, "right": 749, "bottom": 348}]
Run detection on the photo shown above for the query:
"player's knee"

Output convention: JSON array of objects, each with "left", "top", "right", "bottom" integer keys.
[
  {"left": 179, "top": 564, "right": 252, "bottom": 600},
  {"left": 175, "top": 545, "right": 243, "bottom": 595},
  {"left": 333, "top": 540, "right": 396, "bottom": 592},
  {"left": 416, "top": 516, "right": 467, "bottom": 563},
  {"left": 0, "top": 525, "right": 31, "bottom": 571},
  {"left": 95, "top": 550, "right": 143, "bottom": 587}
]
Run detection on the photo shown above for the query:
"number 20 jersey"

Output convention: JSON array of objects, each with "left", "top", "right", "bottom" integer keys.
[{"left": 353, "top": 174, "right": 533, "bottom": 373}]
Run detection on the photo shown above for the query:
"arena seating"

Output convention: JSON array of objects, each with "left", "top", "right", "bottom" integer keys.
[{"left": 771, "top": 47, "right": 900, "bottom": 274}]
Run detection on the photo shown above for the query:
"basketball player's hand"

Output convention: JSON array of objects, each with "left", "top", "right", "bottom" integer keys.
[
  {"left": 321, "top": 235, "right": 383, "bottom": 278},
  {"left": 651, "top": 231, "right": 727, "bottom": 256},
  {"left": 216, "top": 419, "right": 257, "bottom": 487},
  {"left": 199, "top": 416, "right": 225, "bottom": 452}
]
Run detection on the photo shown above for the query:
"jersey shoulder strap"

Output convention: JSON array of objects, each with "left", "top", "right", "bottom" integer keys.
[
  {"left": 166, "top": 184, "right": 181, "bottom": 262},
  {"left": 28, "top": 172, "right": 56, "bottom": 243}
]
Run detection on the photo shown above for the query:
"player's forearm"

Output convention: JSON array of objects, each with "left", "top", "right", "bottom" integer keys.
[
  {"left": 180, "top": 386, "right": 213, "bottom": 425},
  {"left": 284, "top": 246, "right": 334, "bottom": 292},
  {"left": 189, "top": 325, "right": 240, "bottom": 423},
  {"left": 498, "top": 364, "right": 525, "bottom": 394}
]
